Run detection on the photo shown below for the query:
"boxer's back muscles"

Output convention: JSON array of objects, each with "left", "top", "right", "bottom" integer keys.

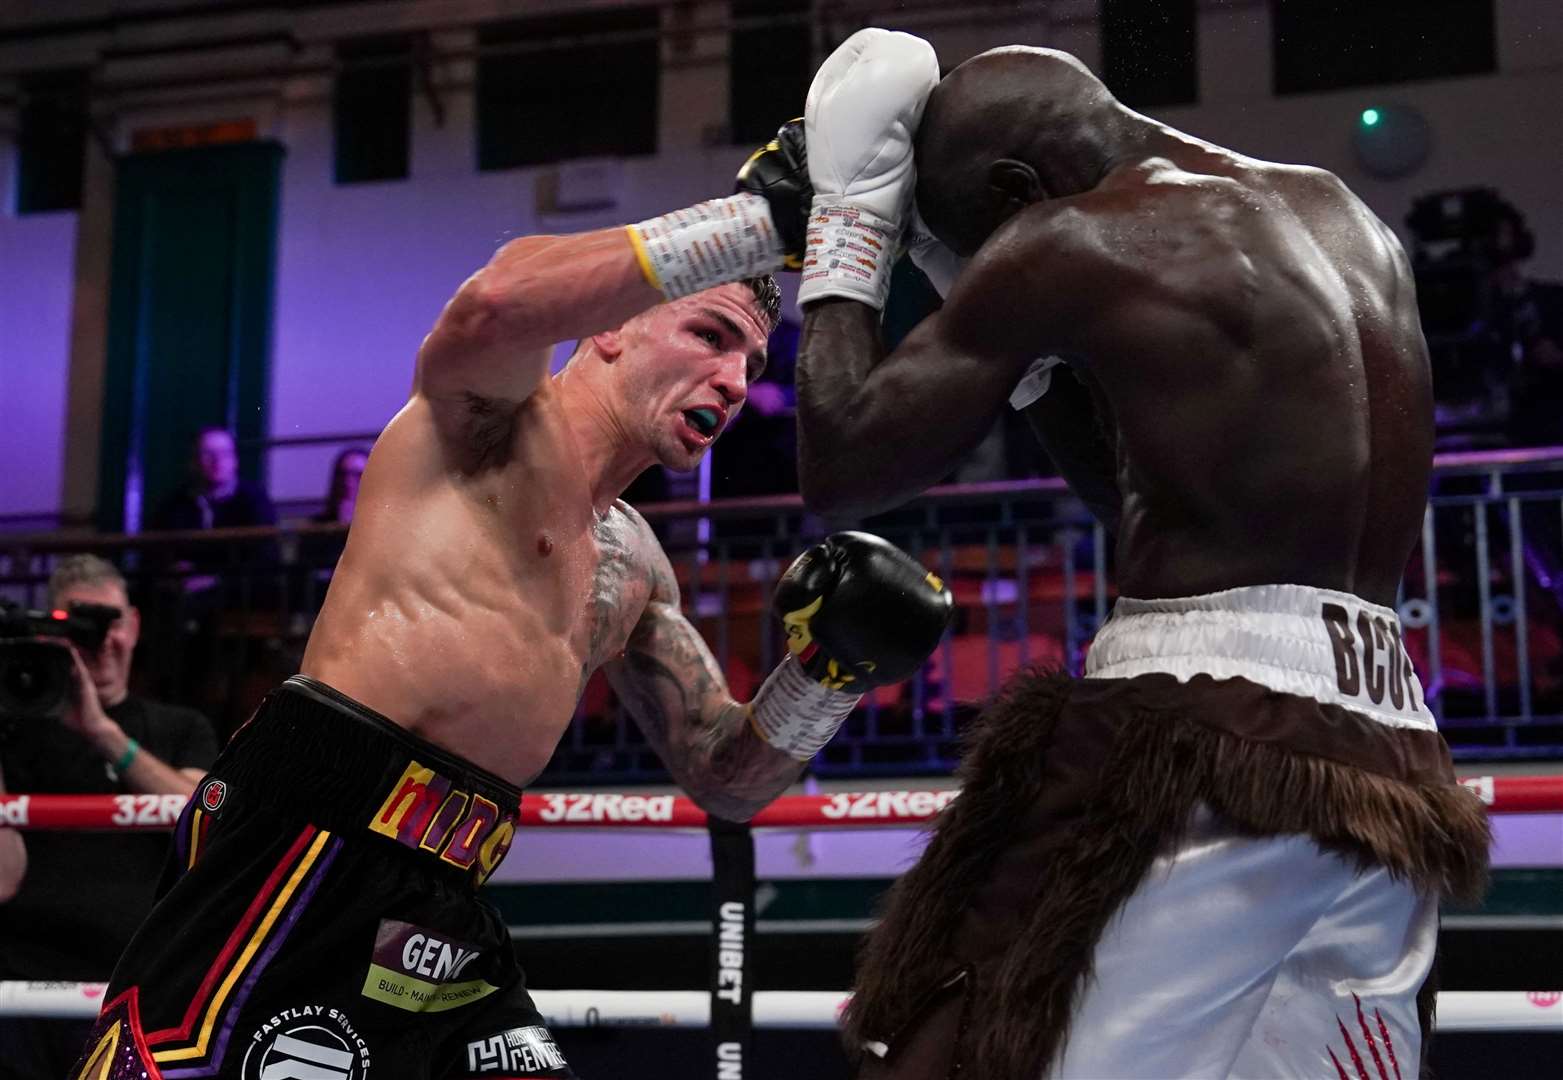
[
  {"left": 1025, "top": 157, "right": 1432, "bottom": 605},
  {"left": 799, "top": 153, "right": 1431, "bottom": 607}
]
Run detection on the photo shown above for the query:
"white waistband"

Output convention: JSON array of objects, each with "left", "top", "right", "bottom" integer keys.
[{"left": 1084, "top": 584, "right": 1433, "bottom": 731}]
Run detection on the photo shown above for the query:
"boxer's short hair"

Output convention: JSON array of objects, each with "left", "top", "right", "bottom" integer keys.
[{"left": 743, "top": 275, "right": 783, "bottom": 334}]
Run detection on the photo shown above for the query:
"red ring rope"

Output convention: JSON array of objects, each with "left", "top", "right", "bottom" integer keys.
[{"left": 0, "top": 776, "right": 1553, "bottom": 831}]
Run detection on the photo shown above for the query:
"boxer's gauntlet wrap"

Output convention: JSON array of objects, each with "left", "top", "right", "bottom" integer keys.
[
  {"left": 749, "top": 653, "right": 861, "bottom": 762},
  {"left": 627, "top": 193, "right": 788, "bottom": 299},
  {"left": 799, "top": 199, "right": 902, "bottom": 310}
]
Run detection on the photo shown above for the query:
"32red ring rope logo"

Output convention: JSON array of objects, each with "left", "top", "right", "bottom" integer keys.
[
  {"left": 535, "top": 793, "right": 676, "bottom": 824},
  {"left": 819, "top": 790, "right": 959, "bottom": 821}
]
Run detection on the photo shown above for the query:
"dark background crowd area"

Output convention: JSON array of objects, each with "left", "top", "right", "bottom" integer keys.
[
  {"left": 7, "top": 185, "right": 1561, "bottom": 752},
  {"left": 15, "top": 201, "right": 1550, "bottom": 841},
  {"left": 1406, "top": 188, "right": 1563, "bottom": 455}
]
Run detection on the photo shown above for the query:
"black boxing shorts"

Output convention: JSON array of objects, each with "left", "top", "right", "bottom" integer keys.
[{"left": 69, "top": 675, "right": 575, "bottom": 1080}]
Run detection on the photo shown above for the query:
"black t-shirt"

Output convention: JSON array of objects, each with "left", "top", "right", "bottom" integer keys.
[
  {"left": 0, "top": 696, "right": 219, "bottom": 980},
  {"left": 149, "top": 480, "right": 277, "bottom": 533},
  {"left": 149, "top": 481, "right": 280, "bottom": 573}
]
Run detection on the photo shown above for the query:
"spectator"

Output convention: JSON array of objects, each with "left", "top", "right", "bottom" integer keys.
[
  {"left": 0, "top": 555, "right": 218, "bottom": 1079},
  {"left": 150, "top": 426, "right": 278, "bottom": 536},
  {"left": 148, "top": 426, "right": 279, "bottom": 589},
  {"left": 297, "top": 446, "right": 371, "bottom": 602},
  {"left": 141, "top": 428, "right": 281, "bottom": 723},
  {"left": 1491, "top": 223, "right": 1563, "bottom": 448},
  {"left": 314, "top": 445, "right": 370, "bottom": 528},
  {"left": 1407, "top": 189, "right": 1563, "bottom": 447}
]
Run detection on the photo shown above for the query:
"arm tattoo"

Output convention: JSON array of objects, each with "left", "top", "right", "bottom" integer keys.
[
  {"left": 614, "top": 645, "right": 796, "bottom": 823},
  {"left": 602, "top": 516, "right": 801, "bottom": 821}
]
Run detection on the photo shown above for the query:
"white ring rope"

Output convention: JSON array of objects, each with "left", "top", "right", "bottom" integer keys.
[{"left": 0, "top": 984, "right": 1557, "bottom": 1032}]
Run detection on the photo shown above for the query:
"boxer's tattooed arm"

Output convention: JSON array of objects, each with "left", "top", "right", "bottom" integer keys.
[
  {"left": 586, "top": 511, "right": 639, "bottom": 665},
  {"left": 602, "top": 525, "right": 802, "bottom": 822},
  {"left": 612, "top": 647, "right": 793, "bottom": 823}
]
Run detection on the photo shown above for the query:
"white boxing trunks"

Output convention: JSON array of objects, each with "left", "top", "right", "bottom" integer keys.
[
  {"left": 847, "top": 583, "right": 1486, "bottom": 1080},
  {"left": 1085, "top": 583, "right": 1432, "bottom": 731},
  {"left": 1060, "top": 584, "right": 1436, "bottom": 1078}
]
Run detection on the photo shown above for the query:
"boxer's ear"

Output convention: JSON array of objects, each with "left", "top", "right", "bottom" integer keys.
[
  {"left": 988, "top": 159, "right": 1043, "bottom": 209},
  {"left": 591, "top": 329, "right": 624, "bottom": 362}
]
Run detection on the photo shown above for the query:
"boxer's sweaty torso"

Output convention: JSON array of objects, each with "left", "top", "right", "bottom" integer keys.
[
  {"left": 303, "top": 378, "right": 664, "bottom": 786},
  {"left": 1020, "top": 151, "right": 1432, "bottom": 608}
]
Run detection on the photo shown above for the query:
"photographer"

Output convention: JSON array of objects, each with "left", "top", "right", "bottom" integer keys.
[{"left": 0, "top": 555, "right": 218, "bottom": 1080}]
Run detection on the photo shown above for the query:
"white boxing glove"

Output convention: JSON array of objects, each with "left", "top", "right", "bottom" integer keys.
[
  {"left": 905, "top": 204, "right": 968, "bottom": 298},
  {"left": 800, "top": 28, "right": 939, "bottom": 310}
]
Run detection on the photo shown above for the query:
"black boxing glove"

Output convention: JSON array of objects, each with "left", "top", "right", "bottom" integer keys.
[
  {"left": 749, "top": 532, "right": 952, "bottom": 760},
  {"left": 735, "top": 119, "right": 811, "bottom": 270},
  {"left": 775, "top": 532, "right": 952, "bottom": 689}
]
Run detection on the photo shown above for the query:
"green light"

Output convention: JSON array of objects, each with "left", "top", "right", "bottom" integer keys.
[{"left": 1361, "top": 108, "right": 1381, "bottom": 127}]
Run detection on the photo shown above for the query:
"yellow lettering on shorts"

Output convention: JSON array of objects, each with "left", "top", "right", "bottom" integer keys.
[{"left": 370, "top": 763, "right": 437, "bottom": 841}]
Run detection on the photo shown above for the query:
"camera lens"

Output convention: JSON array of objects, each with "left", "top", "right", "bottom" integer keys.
[{"left": 0, "top": 642, "right": 72, "bottom": 718}]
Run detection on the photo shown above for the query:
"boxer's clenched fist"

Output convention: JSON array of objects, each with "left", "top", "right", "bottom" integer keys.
[
  {"left": 774, "top": 531, "right": 952, "bottom": 692},
  {"left": 736, "top": 119, "right": 811, "bottom": 270},
  {"left": 749, "top": 532, "right": 952, "bottom": 761}
]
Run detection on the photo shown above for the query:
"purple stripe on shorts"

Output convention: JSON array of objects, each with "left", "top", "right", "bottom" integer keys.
[
  {"left": 162, "top": 834, "right": 344, "bottom": 1079},
  {"left": 170, "top": 800, "right": 194, "bottom": 870}
]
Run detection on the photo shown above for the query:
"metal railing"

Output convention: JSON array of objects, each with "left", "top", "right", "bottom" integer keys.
[
  {"left": 1410, "top": 447, "right": 1563, "bottom": 756},
  {"left": 3, "top": 447, "right": 1561, "bottom": 778}
]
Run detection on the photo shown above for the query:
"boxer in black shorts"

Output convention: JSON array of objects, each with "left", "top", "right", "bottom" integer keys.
[
  {"left": 78, "top": 677, "right": 570, "bottom": 1080},
  {"left": 72, "top": 114, "right": 950, "bottom": 1078}
]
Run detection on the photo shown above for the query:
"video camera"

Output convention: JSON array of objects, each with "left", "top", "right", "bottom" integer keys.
[{"left": 0, "top": 600, "right": 120, "bottom": 722}]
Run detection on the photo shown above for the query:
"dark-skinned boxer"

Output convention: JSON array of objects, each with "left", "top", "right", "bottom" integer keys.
[{"left": 752, "top": 29, "right": 1490, "bottom": 1080}]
